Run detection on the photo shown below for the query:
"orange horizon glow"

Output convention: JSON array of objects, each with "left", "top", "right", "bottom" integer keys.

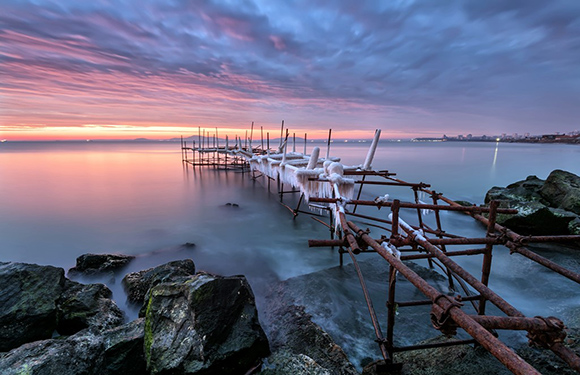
[{"left": 0, "top": 124, "right": 432, "bottom": 142}]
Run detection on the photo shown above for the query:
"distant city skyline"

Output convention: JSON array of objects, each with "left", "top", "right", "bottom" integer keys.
[{"left": 1, "top": 1, "right": 579, "bottom": 141}]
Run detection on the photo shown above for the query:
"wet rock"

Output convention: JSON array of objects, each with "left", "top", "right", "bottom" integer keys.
[
  {"left": 540, "top": 170, "right": 580, "bottom": 214},
  {"left": 263, "top": 303, "right": 359, "bottom": 375},
  {"left": 0, "top": 262, "right": 66, "bottom": 351},
  {"left": 484, "top": 172, "right": 580, "bottom": 235},
  {"left": 498, "top": 203, "right": 577, "bottom": 235},
  {"left": 569, "top": 217, "right": 580, "bottom": 235},
  {"left": 69, "top": 253, "right": 135, "bottom": 276},
  {"left": 144, "top": 272, "right": 269, "bottom": 374},
  {"left": 0, "top": 330, "right": 103, "bottom": 375},
  {"left": 100, "top": 318, "right": 146, "bottom": 375},
  {"left": 0, "top": 319, "right": 146, "bottom": 375},
  {"left": 261, "top": 349, "right": 332, "bottom": 375},
  {"left": 56, "top": 280, "right": 124, "bottom": 335},
  {"left": 121, "top": 259, "right": 196, "bottom": 306},
  {"left": 485, "top": 175, "right": 545, "bottom": 205}
]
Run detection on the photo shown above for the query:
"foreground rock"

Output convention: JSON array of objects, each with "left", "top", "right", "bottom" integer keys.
[
  {"left": 56, "top": 281, "right": 124, "bottom": 335},
  {"left": 0, "top": 262, "right": 124, "bottom": 353},
  {"left": 485, "top": 170, "right": 580, "bottom": 235},
  {"left": 0, "top": 262, "right": 65, "bottom": 351},
  {"left": 69, "top": 253, "right": 135, "bottom": 275},
  {"left": 0, "top": 319, "right": 146, "bottom": 375},
  {"left": 144, "top": 272, "right": 270, "bottom": 374},
  {"left": 122, "top": 259, "right": 196, "bottom": 305},
  {"left": 362, "top": 330, "right": 580, "bottom": 375}
]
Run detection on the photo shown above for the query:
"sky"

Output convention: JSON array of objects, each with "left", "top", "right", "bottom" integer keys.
[{"left": 1, "top": 0, "right": 579, "bottom": 141}]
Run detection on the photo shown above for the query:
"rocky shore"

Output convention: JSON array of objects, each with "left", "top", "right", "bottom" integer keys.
[
  {"left": 483, "top": 169, "right": 580, "bottom": 236},
  {"left": 1, "top": 250, "right": 579, "bottom": 374}
]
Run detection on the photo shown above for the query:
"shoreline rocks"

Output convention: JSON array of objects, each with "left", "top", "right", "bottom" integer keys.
[{"left": 484, "top": 170, "right": 580, "bottom": 236}]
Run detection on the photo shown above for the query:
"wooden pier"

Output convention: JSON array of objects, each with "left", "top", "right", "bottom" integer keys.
[{"left": 181, "top": 124, "right": 580, "bottom": 374}]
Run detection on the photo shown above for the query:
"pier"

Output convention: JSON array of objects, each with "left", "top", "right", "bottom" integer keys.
[{"left": 181, "top": 124, "right": 580, "bottom": 375}]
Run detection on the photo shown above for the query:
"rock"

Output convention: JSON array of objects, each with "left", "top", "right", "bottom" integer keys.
[
  {"left": 69, "top": 253, "right": 135, "bottom": 275},
  {"left": 498, "top": 203, "right": 577, "bottom": 235},
  {"left": 540, "top": 170, "right": 580, "bottom": 214},
  {"left": 261, "top": 349, "right": 332, "bottom": 375},
  {"left": 0, "top": 330, "right": 103, "bottom": 375},
  {"left": 569, "top": 217, "right": 580, "bottom": 235},
  {"left": 144, "top": 272, "right": 270, "bottom": 374},
  {"left": 121, "top": 259, "right": 196, "bottom": 306},
  {"left": 100, "top": 318, "right": 147, "bottom": 375},
  {"left": 0, "top": 262, "right": 66, "bottom": 351},
  {"left": 56, "top": 280, "right": 124, "bottom": 335},
  {"left": 484, "top": 173, "right": 580, "bottom": 235},
  {"left": 485, "top": 175, "right": 545, "bottom": 205},
  {"left": 264, "top": 304, "right": 359, "bottom": 375},
  {"left": 0, "top": 319, "right": 146, "bottom": 375},
  {"left": 361, "top": 335, "right": 510, "bottom": 375}
]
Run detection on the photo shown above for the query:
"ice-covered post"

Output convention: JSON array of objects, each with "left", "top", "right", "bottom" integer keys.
[
  {"left": 307, "top": 147, "right": 320, "bottom": 169},
  {"left": 363, "top": 129, "right": 381, "bottom": 170}
]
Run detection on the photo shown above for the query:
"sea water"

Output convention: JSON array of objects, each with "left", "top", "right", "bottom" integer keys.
[{"left": 1, "top": 140, "right": 579, "bottom": 366}]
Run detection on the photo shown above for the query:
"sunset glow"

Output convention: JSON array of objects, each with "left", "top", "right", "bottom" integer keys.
[{"left": 1, "top": 1, "right": 579, "bottom": 141}]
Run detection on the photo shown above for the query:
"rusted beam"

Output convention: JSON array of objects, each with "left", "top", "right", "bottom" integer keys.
[
  {"left": 308, "top": 197, "right": 518, "bottom": 214},
  {"left": 347, "top": 221, "right": 541, "bottom": 375}
]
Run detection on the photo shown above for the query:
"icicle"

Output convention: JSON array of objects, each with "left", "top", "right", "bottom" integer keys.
[{"left": 418, "top": 200, "right": 432, "bottom": 216}]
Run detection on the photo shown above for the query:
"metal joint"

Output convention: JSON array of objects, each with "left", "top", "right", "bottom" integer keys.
[
  {"left": 527, "top": 316, "right": 567, "bottom": 349},
  {"left": 431, "top": 295, "right": 464, "bottom": 336}
]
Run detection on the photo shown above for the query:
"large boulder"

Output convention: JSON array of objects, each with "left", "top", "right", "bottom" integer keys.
[
  {"left": 56, "top": 280, "right": 124, "bottom": 335},
  {"left": 484, "top": 173, "right": 580, "bottom": 235},
  {"left": 122, "top": 259, "right": 196, "bottom": 306},
  {"left": 100, "top": 318, "right": 147, "bottom": 375},
  {"left": 540, "top": 170, "right": 580, "bottom": 215},
  {"left": 0, "top": 319, "right": 146, "bottom": 375},
  {"left": 144, "top": 272, "right": 270, "bottom": 374},
  {"left": 0, "top": 330, "right": 103, "bottom": 375},
  {"left": 264, "top": 304, "right": 359, "bottom": 375},
  {"left": 261, "top": 349, "right": 332, "bottom": 375},
  {"left": 69, "top": 253, "right": 135, "bottom": 276},
  {"left": 0, "top": 262, "right": 66, "bottom": 351}
]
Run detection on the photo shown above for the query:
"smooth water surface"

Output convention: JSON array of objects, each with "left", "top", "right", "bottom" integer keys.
[{"left": 1, "top": 140, "right": 579, "bottom": 367}]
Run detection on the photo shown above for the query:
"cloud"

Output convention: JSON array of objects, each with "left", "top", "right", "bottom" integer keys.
[{"left": 1, "top": 0, "right": 579, "bottom": 139}]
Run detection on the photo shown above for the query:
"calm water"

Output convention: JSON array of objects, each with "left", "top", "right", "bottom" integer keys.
[{"left": 1, "top": 140, "right": 579, "bottom": 366}]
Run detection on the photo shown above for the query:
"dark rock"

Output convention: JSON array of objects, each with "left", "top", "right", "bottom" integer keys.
[
  {"left": 56, "top": 280, "right": 124, "bottom": 335},
  {"left": 485, "top": 175, "right": 545, "bottom": 205},
  {"left": 121, "top": 259, "right": 196, "bottom": 306},
  {"left": 0, "top": 262, "right": 66, "bottom": 351},
  {"left": 144, "top": 272, "right": 269, "bottom": 374},
  {"left": 540, "top": 170, "right": 580, "bottom": 214},
  {"left": 453, "top": 200, "right": 473, "bottom": 207},
  {"left": 499, "top": 203, "right": 577, "bottom": 235},
  {"left": 569, "top": 217, "right": 580, "bottom": 235},
  {"left": 261, "top": 349, "right": 332, "bottom": 374},
  {"left": 0, "top": 319, "right": 146, "bottom": 375},
  {"left": 100, "top": 318, "right": 146, "bottom": 375},
  {"left": 264, "top": 304, "right": 358, "bottom": 375},
  {"left": 0, "top": 330, "right": 103, "bottom": 375},
  {"left": 69, "top": 253, "right": 135, "bottom": 275},
  {"left": 483, "top": 172, "right": 580, "bottom": 235}
]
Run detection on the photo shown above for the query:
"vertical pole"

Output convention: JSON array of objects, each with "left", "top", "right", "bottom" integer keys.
[
  {"left": 413, "top": 188, "right": 433, "bottom": 269},
  {"left": 431, "top": 191, "right": 455, "bottom": 291},
  {"left": 261, "top": 126, "right": 264, "bottom": 153},
  {"left": 386, "top": 265, "right": 397, "bottom": 363},
  {"left": 352, "top": 174, "right": 366, "bottom": 214},
  {"left": 326, "top": 129, "right": 332, "bottom": 160},
  {"left": 279, "top": 120, "right": 284, "bottom": 149},
  {"left": 293, "top": 132, "right": 296, "bottom": 153},
  {"left": 180, "top": 135, "right": 184, "bottom": 161},
  {"left": 480, "top": 200, "right": 499, "bottom": 315},
  {"left": 391, "top": 200, "right": 400, "bottom": 240},
  {"left": 304, "top": 133, "right": 307, "bottom": 155}
]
